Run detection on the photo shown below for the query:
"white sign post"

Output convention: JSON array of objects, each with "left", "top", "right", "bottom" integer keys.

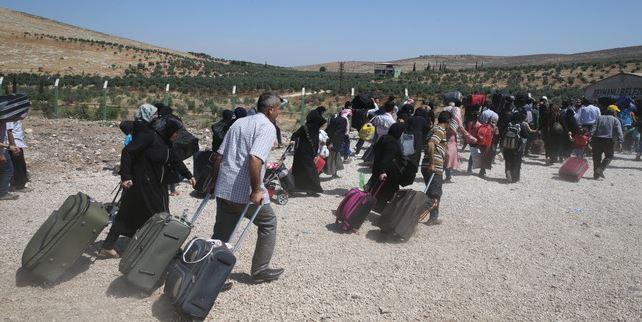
[
  {"left": 404, "top": 88, "right": 409, "bottom": 99},
  {"left": 351, "top": 87, "right": 355, "bottom": 97},
  {"left": 165, "top": 83, "right": 170, "bottom": 92},
  {"left": 54, "top": 78, "right": 59, "bottom": 87},
  {"left": 101, "top": 80, "right": 108, "bottom": 120}
]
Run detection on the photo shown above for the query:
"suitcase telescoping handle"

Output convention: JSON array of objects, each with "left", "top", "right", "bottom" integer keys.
[
  {"left": 423, "top": 172, "right": 435, "bottom": 194},
  {"left": 230, "top": 203, "right": 263, "bottom": 253},
  {"left": 189, "top": 192, "right": 212, "bottom": 225}
]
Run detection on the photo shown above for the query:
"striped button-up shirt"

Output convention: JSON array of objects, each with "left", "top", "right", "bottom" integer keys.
[{"left": 215, "top": 113, "right": 276, "bottom": 205}]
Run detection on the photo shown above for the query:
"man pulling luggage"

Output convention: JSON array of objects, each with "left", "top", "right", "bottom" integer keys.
[{"left": 209, "top": 91, "right": 285, "bottom": 284}]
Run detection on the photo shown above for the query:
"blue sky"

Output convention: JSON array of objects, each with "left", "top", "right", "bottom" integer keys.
[{"left": 2, "top": 0, "right": 642, "bottom": 66}]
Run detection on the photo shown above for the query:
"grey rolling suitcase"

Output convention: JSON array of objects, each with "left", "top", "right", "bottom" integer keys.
[
  {"left": 118, "top": 194, "right": 211, "bottom": 293},
  {"left": 164, "top": 200, "right": 262, "bottom": 319}
]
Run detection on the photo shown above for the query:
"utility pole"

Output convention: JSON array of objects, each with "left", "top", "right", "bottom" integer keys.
[
  {"left": 339, "top": 61, "right": 345, "bottom": 94},
  {"left": 299, "top": 87, "right": 306, "bottom": 127}
]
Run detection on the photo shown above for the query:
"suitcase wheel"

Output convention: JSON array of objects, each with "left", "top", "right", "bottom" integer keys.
[{"left": 276, "top": 191, "right": 288, "bottom": 205}]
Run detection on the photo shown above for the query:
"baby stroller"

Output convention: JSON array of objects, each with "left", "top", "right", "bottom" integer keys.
[{"left": 264, "top": 144, "right": 295, "bottom": 205}]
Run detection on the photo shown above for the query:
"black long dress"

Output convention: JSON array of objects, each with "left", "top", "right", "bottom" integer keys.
[
  {"left": 367, "top": 123, "right": 406, "bottom": 210},
  {"left": 112, "top": 120, "right": 171, "bottom": 238},
  {"left": 405, "top": 113, "right": 430, "bottom": 167},
  {"left": 291, "top": 108, "right": 326, "bottom": 193},
  {"left": 323, "top": 114, "right": 347, "bottom": 176}
]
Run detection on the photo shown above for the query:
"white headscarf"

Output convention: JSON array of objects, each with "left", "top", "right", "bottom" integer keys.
[{"left": 135, "top": 103, "right": 157, "bottom": 123}]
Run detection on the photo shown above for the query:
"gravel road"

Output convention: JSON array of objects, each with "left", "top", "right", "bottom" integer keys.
[{"left": 0, "top": 117, "right": 640, "bottom": 321}]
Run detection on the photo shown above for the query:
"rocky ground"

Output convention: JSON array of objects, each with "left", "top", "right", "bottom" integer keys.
[{"left": 0, "top": 117, "right": 641, "bottom": 321}]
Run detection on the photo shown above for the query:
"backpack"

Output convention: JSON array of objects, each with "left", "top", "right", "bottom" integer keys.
[
  {"left": 551, "top": 114, "right": 564, "bottom": 135},
  {"left": 400, "top": 133, "right": 415, "bottom": 156},
  {"left": 501, "top": 123, "right": 521, "bottom": 151},
  {"left": 476, "top": 123, "right": 493, "bottom": 147},
  {"left": 470, "top": 94, "right": 486, "bottom": 106},
  {"left": 153, "top": 114, "right": 199, "bottom": 161}
]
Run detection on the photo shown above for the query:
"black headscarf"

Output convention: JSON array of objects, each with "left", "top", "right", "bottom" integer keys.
[
  {"left": 221, "top": 109, "right": 234, "bottom": 122},
  {"left": 387, "top": 122, "right": 406, "bottom": 139},
  {"left": 154, "top": 103, "right": 173, "bottom": 117},
  {"left": 306, "top": 107, "right": 327, "bottom": 133},
  {"left": 414, "top": 108, "right": 428, "bottom": 119},
  {"left": 234, "top": 107, "right": 247, "bottom": 119},
  {"left": 398, "top": 104, "right": 414, "bottom": 121}
]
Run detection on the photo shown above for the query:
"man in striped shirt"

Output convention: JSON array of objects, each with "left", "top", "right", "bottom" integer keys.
[{"left": 421, "top": 111, "right": 452, "bottom": 226}]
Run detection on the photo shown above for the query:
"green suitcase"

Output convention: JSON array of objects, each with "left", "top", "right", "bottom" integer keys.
[
  {"left": 118, "top": 195, "right": 211, "bottom": 293},
  {"left": 118, "top": 214, "right": 189, "bottom": 292},
  {"left": 21, "top": 192, "right": 110, "bottom": 283}
]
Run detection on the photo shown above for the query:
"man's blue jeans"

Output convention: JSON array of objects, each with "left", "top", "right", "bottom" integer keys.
[{"left": 0, "top": 149, "right": 14, "bottom": 197}]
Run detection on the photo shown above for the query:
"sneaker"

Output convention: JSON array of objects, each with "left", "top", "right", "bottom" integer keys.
[
  {"left": 252, "top": 268, "right": 284, "bottom": 283},
  {"left": 0, "top": 193, "right": 19, "bottom": 201},
  {"left": 505, "top": 171, "right": 513, "bottom": 183},
  {"left": 425, "top": 219, "right": 442, "bottom": 226},
  {"left": 444, "top": 177, "right": 454, "bottom": 183},
  {"left": 98, "top": 249, "right": 120, "bottom": 259},
  {"left": 14, "top": 187, "right": 33, "bottom": 193},
  {"left": 636, "top": 155, "right": 641, "bottom": 161}
]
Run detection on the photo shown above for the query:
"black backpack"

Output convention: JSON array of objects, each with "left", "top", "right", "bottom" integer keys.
[
  {"left": 153, "top": 114, "right": 199, "bottom": 161},
  {"left": 501, "top": 123, "right": 522, "bottom": 151}
]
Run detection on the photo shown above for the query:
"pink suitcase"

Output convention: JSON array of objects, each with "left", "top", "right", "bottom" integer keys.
[{"left": 559, "top": 157, "right": 589, "bottom": 182}]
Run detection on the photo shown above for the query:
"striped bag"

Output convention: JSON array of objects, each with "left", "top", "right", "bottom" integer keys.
[{"left": 0, "top": 94, "right": 30, "bottom": 122}]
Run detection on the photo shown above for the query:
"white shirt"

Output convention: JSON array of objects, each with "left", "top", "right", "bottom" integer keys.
[
  {"left": 479, "top": 108, "right": 498, "bottom": 124},
  {"left": 372, "top": 113, "right": 396, "bottom": 137},
  {"left": 5, "top": 121, "right": 27, "bottom": 148},
  {"left": 215, "top": 113, "right": 277, "bottom": 205}
]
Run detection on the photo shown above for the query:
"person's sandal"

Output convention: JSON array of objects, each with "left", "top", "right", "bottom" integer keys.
[{"left": 98, "top": 249, "right": 120, "bottom": 259}]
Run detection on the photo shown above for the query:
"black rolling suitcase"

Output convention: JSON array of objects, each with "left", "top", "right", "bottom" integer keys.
[
  {"left": 164, "top": 201, "right": 263, "bottom": 319},
  {"left": 377, "top": 174, "right": 434, "bottom": 240}
]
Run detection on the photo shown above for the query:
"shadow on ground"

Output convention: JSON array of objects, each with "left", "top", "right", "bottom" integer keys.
[
  {"left": 151, "top": 294, "right": 186, "bottom": 322},
  {"left": 16, "top": 242, "right": 103, "bottom": 288}
]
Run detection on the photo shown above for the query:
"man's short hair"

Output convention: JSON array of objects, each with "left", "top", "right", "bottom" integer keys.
[
  {"left": 438, "top": 111, "right": 452, "bottom": 123},
  {"left": 384, "top": 101, "right": 395, "bottom": 113},
  {"left": 257, "top": 91, "right": 281, "bottom": 114}
]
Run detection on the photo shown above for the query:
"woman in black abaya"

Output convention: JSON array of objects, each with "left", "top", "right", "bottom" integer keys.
[
  {"left": 100, "top": 104, "right": 170, "bottom": 258},
  {"left": 291, "top": 106, "right": 326, "bottom": 194},
  {"left": 366, "top": 122, "right": 407, "bottom": 211}
]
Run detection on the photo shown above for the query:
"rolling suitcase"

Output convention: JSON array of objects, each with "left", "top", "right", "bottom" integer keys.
[
  {"left": 559, "top": 156, "right": 589, "bottom": 182},
  {"left": 21, "top": 192, "right": 110, "bottom": 283},
  {"left": 335, "top": 181, "right": 384, "bottom": 232},
  {"left": 118, "top": 194, "right": 211, "bottom": 293},
  {"left": 377, "top": 176, "right": 433, "bottom": 240},
  {"left": 164, "top": 202, "right": 263, "bottom": 319}
]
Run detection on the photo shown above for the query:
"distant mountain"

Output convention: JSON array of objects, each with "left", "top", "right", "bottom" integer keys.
[
  {"left": 0, "top": 7, "right": 262, "bottom": 77},
  {"left": 295, "top": 46, "right": 642, "bottom": 73}
]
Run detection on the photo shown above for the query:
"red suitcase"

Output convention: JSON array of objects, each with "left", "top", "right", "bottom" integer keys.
[{"left": 559, "top": 157, "right": 589, "bottom": 182}]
